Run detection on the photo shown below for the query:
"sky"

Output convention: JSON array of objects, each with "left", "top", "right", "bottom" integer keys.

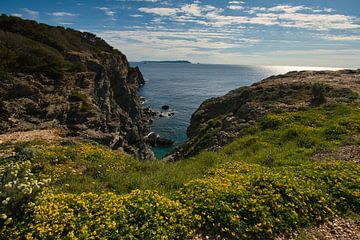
[{"left": 1, "top": 0, "right": 360, "bottom": 68}]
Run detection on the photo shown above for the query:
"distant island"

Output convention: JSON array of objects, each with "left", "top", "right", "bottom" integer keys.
[{"left": 140, "top": 60, "right": 192, "bottom": 64}]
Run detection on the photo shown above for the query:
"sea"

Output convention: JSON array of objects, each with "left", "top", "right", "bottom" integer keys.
[{"left": 131, "top": 62, "right": 341, "bottom": 159}]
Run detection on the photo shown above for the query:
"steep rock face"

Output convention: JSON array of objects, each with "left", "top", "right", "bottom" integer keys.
[
  {"left": 169, "top": 69, "right": 360, "bottom": 160},
  {"left": 0, "top": 15, "right": 153, "bottom": 159}
]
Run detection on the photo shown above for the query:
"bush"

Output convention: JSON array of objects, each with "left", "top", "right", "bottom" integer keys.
[
  {"left": 324, "top": 125, "right": 348, "bottom": 140},
  {"left": 69, "top": 91, "right": 91, "bottom": 112},
  {"left": 24, "top": 190, "right": 195, "bottom": 239},
  {"left": 177, "top": 162, "right": 341, "bottom": 239},
  {"left": 311, "top": 83, "right": 327, "bottom": 106},
  {"left": 69, "top": 62, "right": 87, "bottom": 73},
  {"left": 1, "top": 103, "right": 359, "bottom": 238},
  {"left": 0, "top": 161, "right": 50, "bottom": 228},
  {"left": 16, "top": 44, "right": 65, "bottom": 79}
]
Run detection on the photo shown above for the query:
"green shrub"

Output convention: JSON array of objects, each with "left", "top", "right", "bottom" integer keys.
[
  {"left": 177, "top": 161, "right": 360, "bottom": 238},
  {"left": 1, "top": 103, "right": 359, "bottom": 238},
  {"left": 324, "top": 125, "right": 348, "bottom": 140},
  {"left": 69, "top": 91, "right": 91, "bottom": 112},
  {"left": 24, "top": 190, "right": 195, "bottom": 239},
  {"left": 0, "top": 161, "right": 50, "bottom": 228},
  {"left": 69, "top": 62, "right": 87, "bottom": 73},
  {"left": 311, "top": 83, "right": 327, "bottom": 106},
  {"left": 16, "top": 44, "right": 65, "bottom": 79}
]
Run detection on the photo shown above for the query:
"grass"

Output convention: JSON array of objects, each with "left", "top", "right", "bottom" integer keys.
[
  {"left": 1, "top": 103, "right": 359, "bottom": 238},
  {"left": 7, "top": 103, "right": 360, "bottom": 197},
  {"left": 68, "top": 91, "right": 91, "bottom": 112}
]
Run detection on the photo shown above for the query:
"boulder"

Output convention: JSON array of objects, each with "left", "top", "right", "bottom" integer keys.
[
  {"left": 161, "top": 105, "right": 170, "bottom": 110},
  {"left": 145, "top": 132, "right": 174, "bottom": 147}
]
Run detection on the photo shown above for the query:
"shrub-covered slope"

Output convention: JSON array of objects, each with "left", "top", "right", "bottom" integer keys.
[
  {"left": 0, "top": 15, "right": 152, "bottom": 159},
  {"left": 0, "top": 14, "right": 359, "bottom": 240},
  {"left": 168, "top": 69, "right": 360, "bottom": 160},
  {"left": 1, "top": 102, "right": 359, "bottom": 239}
]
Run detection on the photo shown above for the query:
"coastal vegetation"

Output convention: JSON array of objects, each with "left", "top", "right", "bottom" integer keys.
[
  {"left": 0, "top": 14, "right": 359, "bottom": 239},
  {"left": 1, "top": 102, "right": 359, "bottom": 238}
]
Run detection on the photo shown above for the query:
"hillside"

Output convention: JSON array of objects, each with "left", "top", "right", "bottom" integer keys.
[
  {"left": 1, "top": 97, "right": 359, "bottom": 239},
  {"left": 0, "top": 15, "right": 152, "bottom": 159},
  {"left": 168, "top": 69, "right": 360, "bottom": 160}
]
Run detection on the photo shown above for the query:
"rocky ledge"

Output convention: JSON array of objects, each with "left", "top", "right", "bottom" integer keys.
[
  {"left": 168, "top": 69, "right": 360, "bottom": 160},
  {"left": 0, "top": 15, "right": 153, "bottom": 159}
]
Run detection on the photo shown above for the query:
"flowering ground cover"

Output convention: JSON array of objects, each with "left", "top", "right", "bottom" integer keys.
[{"left": 0, "top": 103, "right": 359, "bottom": 239}]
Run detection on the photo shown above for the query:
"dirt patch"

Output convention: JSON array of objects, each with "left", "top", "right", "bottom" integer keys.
[
  {"left": 312, "top": 145, "right": 360, "bottom": 164},
  {"left": 309, "top": 217, "right": 360, "bottom": 240},
  {"left": 0, "top": 129, "right": 63, "bottom": 144},
  {"left": 194, "top": 216, "right": 360, "bottom": 240},
  {"left": 276, "top": 216, "right": 360, "bottom": 240}
]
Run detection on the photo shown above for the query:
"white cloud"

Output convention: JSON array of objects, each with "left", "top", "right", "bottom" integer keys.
[
  {"left": 229, "top": 1, "right": 244, "bottom": 4},
  {"left": 273, "top": 12, "right": 359, "bottom": 30},
  {"left": 267, "top": 5, "right": 308, "bottom": 13},
  {"left": 93, "top": 28, "right": 360, "bottom": 67},
  {"left": 58, "top": 22, "right": 73, "bottom": 25},
  {"left": 97, "top": 29, "right": 258, "bottom": 51},
  {"left": 96, "top": 29, "right": 262, "bottom": 64},
  {"left": 323, "top": 35, "right": 360, "bottom": 41},
  {"left": 49, "top": 12, "right": 77, "bottom": 17},
  {"left": 22, "top": 8, "right": 39, "bottom": 18},
  {"left": 11, "top": 13, "right": 22, "bottom": 17},
  {"left": 180, "top": 4, "right": 203, "bottom": 17},
  {"left": 268, "top": 49, "right": 360, "bottom": 56},
  {"left": 119, "top": 0, "right": 160, "bottom": 2},
  {"left": 130, "top": 14, "right": 143, "bottom": 18},
  {"left": 138, "top": 7, "right": 178, "bottom": 16},
  {"left": 137, "top": 3, "right": 360, "bottom": 30},
  {"left": 96, "top": 7, "right": 116, "bottom": 17},
  {"left": 228, "top": 5, "right": 244, "bottom": 10}
]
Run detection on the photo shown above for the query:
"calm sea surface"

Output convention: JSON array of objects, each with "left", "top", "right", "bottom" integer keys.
[{"left": 131, "top": 63, "right": 340, "bottom": 158}]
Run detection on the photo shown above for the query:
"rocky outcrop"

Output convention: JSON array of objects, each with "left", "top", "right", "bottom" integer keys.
[
  {"left": 145, "top": 132, "right": 174, "bottom": 147},
  {"left": 168, "top": 69, "right": 360, "bottom": 160},
  {"left": 0, "top": 15, "right": 153, "bottom": 159}
]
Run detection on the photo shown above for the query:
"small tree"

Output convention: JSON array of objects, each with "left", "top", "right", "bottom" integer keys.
[{"left": 311, "top": 83, "right": 327, "bottom": 106}]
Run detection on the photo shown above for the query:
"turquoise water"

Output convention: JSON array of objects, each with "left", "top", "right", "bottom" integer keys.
[{"left": 132, "top": 63, "right": 339, "bottom": 159}]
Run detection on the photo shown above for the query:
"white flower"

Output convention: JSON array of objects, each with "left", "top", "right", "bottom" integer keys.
[
  {"left": 4, "top": 217, "right": 12, "bottom": 225},
  {"left": 0, "top": 213, "right": 7, "bottom": 219},
  {"left": 2, "top": 197, "right": 10, "bottom": 205}
]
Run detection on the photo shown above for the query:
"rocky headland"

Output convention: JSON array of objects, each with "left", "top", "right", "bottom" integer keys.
[
  {"left": 0, "top": 15, "right": 154, "bottom": 159},
  {"left": 168, "top": 69, "right": 360, "bottom": 160}
]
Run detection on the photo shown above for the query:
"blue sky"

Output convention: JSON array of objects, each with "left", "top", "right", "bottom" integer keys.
[{"left": 1, "top": 0, "right": 360, "bottom": 67}]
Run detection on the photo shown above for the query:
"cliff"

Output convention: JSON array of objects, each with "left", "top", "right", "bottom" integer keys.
[
  {"left": 0, "top": 15, "right": 152, "bottom": 159},
  {"left": 169, "top": 69, "right": 360, "bottom": 160}
]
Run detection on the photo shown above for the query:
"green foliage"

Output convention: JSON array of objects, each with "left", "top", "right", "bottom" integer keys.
[
  {"left": 0, "top": 15, "right": 120, "bottom": 80},
  {"left": 1, "top": 103, "right": 359, "bottom": 238},
  {"left": 17, "top": 44, "right": 65, "bottom": 79},
  {"left": 176, "top": 161, "right": 360, "bottom": 238},
  {"left": 0, "top": 15, "right": 114, "bottom": 54},
  {"left": 0, "top": 161, "right": 50, "bottom": 228},
  {"left": 329, "top": 88, "right": 359, "bottom": 100},
  {"left": 69, "top": 92, "right": 90, "bottom": 112},
  {"left": 323, "top": 125, "right": 348, "bottom": 140},
  {"left": 0, "top": 31, "right": 17, "bottom": 80},
  {"left": 69, "top": 91, "right": 88, "bottom": 102},
  {"left": 23, "top": 190, "right": 195, "bottom": 239},
  {"left": 311, "top": 83, "right": 327, "bottom": 106},
  {"left": 69, "top": 62, "right": 88, "bottom": 73}
]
